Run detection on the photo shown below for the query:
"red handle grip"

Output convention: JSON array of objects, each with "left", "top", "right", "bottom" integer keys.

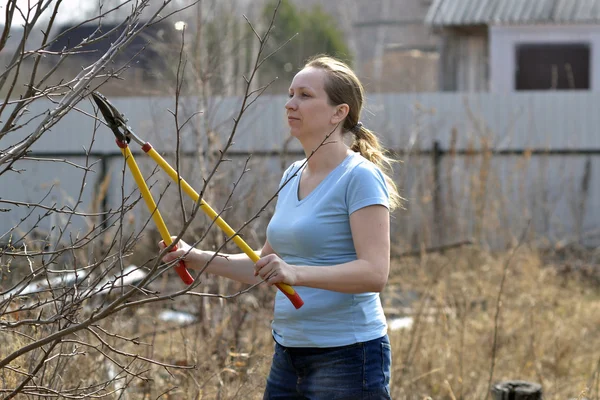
[
  {"left": 170, "top": 244, "right": 194, "bottom": 285},
  {"left": 274, "top": 283, "right": 304, "bottom": 309}
]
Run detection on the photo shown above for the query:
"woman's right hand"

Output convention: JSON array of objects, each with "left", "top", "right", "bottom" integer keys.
[{"left": 158, "top": 237, "right": 201, "bottom": 269}]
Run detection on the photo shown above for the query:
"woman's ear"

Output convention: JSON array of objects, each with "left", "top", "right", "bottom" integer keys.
[{"left": 331, "top": 103, "right": 350, "bottom": 125}]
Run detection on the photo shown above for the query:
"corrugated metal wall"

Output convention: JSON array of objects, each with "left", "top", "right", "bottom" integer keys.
[
  {"left": 7, "top": 91, "right": 600, "bottom": 153},
  {"left": 2, "top": 92, "right": 600, "bottom": 249}
]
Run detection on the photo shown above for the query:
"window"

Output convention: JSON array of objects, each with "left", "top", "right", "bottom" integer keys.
[{"left": 515, "top": 43, "right": 590, "bottom": 90}]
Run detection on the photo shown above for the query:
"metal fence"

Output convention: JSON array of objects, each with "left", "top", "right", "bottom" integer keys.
[{"left": 2, "top": 91, "right": 600, "bottom": 249}]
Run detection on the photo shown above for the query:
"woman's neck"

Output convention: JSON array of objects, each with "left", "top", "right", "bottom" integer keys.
[{"left": 302, "top": 138, "right": 352, "bottom": 174}]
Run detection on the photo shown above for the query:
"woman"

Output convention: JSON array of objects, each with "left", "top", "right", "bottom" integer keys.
[{"left": 159, "top": 55, "right": 401, "bottom": 399}]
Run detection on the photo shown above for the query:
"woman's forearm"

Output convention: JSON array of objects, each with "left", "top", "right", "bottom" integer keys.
[
  {"left": 189, "top": 249, "right": 262, "bottom": 285},
  {"left": 293, "top": 260, "right": 389, "bottom": 294}
]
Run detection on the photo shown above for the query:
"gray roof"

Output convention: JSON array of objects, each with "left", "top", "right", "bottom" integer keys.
[{"left": 425, "top": 0, "right": 600, "bottom": 27}]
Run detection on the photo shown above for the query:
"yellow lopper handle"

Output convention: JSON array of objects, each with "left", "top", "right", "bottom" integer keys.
[{"left": 141, "top": 142, "right": 304, "bottom": 309}]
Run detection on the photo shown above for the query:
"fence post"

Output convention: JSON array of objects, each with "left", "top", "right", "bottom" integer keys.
[
  {"left": 97, "top": 155, "right": 109, "bottom": 231},
  {"left": 432, "top": 140, "right": 443, "bottom": 246},
  {"left": 491, "top": 381, "right": 542, "bottom": 400}
]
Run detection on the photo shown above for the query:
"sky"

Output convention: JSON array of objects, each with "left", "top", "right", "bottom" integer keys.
[{"left": 6, "top": 0, "right": 99, "bottom": 26}]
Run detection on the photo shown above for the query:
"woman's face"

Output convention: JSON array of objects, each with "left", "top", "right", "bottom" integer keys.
[{"left": 285, "top": 67, "right": 341, "bottom": 141}]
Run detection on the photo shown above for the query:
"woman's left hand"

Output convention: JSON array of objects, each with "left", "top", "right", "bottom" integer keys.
[{"left": 254, "top": 254, "right": 298, "bottom": 286}]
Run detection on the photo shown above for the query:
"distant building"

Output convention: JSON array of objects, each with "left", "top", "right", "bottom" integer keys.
[
  {"left": 47, "top": 21, "right": 182, "bottom": 81},
  {"left": 426, "top": 0, "right": 600, "bottom": 92}
]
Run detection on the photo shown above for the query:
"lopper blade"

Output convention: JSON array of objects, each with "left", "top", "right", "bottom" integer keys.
[{"left": 91, "top": 91, "right": 130, "bottom": 143}]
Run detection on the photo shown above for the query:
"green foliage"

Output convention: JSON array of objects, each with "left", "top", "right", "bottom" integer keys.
[{"left": 262, "top": 0, "right": 352, "bottom": 88}]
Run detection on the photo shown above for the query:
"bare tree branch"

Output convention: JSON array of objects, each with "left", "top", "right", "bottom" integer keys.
[{"left": 0, "top": 1, "right": 309, "bottom": 397}]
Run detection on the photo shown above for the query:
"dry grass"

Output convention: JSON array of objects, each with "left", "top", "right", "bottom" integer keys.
[
  {"left": 4, "top": 245, "right": 597, "bottom": 399},
  {"left": 385, "top": 246, "right": 600, "bottom": 400}
]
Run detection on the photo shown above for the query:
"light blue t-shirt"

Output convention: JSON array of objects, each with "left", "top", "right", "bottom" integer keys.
[{"left": 266, "top": 152, "right": 390, "bottom": 348}]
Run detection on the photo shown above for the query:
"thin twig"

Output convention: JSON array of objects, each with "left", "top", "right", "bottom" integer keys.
[{"left": 484, "top": 220, "right": 531, "bottom": 400}]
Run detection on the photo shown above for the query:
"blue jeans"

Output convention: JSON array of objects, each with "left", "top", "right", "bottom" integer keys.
[{"left": 263, "top": 335, "right": 392, "bottom": 399}]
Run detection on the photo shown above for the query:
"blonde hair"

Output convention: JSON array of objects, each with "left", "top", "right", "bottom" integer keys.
[{"left": 305, "top": 55, "right": 403, "bottom": 210}]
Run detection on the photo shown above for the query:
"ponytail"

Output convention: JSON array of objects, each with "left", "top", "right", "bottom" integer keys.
[
  {"left": 351, "top": 126, "right": 403, "bottom": 210},
  {"left": 303, "top": 55, "right": 403, "bottom": 210}
]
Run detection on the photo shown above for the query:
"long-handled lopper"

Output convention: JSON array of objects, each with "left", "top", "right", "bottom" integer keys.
[{"left": 91, "top": 91, "right": 304, "bottom": 309}]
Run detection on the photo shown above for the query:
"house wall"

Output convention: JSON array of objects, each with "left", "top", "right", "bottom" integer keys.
[
  {"left": 439, "top": 28, "right": 488, "bottom": 91},
  {"left": 490, "top": 24, "right": 600, "bottom": 92}
]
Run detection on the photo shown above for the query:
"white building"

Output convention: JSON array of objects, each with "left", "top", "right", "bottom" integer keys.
[{"left": 426, "top": 0, "right": 600, "bottom": 92}]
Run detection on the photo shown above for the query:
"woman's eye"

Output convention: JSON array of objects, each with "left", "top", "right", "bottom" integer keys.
[{"left": 287, "top": 92, "right": 310, "bottom": 98}]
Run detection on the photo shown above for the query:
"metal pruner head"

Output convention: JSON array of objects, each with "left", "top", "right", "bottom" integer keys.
[{"left": 91, "top": 91, "right": 131, "bottom": 143}]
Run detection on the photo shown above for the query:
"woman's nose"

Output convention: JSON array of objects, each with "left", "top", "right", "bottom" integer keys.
[{"left": 285, "top": 97, "right": 296, "bottom": 110}]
